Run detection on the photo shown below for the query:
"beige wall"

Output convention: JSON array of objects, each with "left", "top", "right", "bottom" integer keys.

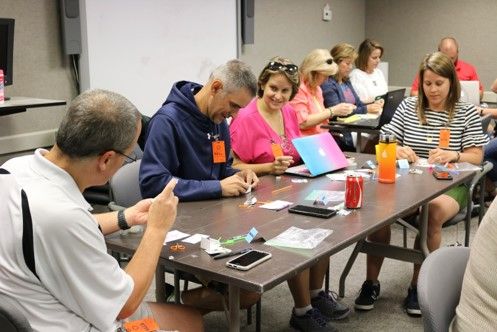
[
  {"left": 240, "top": 0, "right": 366, "bottom": 74},
  {"left": 0, "top": 0, "right": 76, "bottom": 155},
  {"left": 365, "top": 0, "right": 497, "bottom": 91}
]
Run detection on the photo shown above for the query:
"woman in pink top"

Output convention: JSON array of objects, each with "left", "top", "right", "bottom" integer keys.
[
  {"left": 230, "top": 57, "right": 351, "bottom": 330},
  {"left": 230, "top": 57, "right": 301, "bottom": 175},
  {"left": 291, "top": 48, "right": 354, "bottom": 136}
]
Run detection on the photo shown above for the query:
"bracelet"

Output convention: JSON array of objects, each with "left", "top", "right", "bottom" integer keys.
[
  {"left": 454, "top": 151, "right": 461, "bottom": 163},
  {"left": 328, "top": 107, "right": 333, "bottom": 118},
  {"left": 117, "top": 210, "right": 130, "bottom": 230}
]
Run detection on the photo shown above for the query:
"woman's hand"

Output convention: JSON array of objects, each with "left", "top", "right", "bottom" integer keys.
[
  {"left": 367, "top": 102, "right": 382, "bottom": 114},
  {"left": 330, "top": 103, "right": 356, "bottom": 117},
  {"left": 428, "top": 148, "right": 458, "bottom": 164},
  {"left": 396, "top": 146, "right": 418, "bottom": 163},
  {"left": 270, "top": 156, "right": 294, "bottom": 175}
]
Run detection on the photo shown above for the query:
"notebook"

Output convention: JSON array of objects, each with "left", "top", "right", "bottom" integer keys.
[
  {"left": 460, "top": 80, "right": 480, "bottom": 106},
  {"left": 285, "top": 133, "right": 349, "bottom": 177},
  {"left": 330, "top": 88, "right": 406, "bottom": 129}
]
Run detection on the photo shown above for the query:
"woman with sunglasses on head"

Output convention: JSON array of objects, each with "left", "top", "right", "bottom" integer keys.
[
  {"left": 350, "top": 39, "right": 388, "bottom": 104},
  {"left": 230, "top": 57, "right": 301, "bottom": 175},
  {"left": 321, "top": 43, "right": 383, "bottom": 151},
  {"left": 290, "top": 48, "right": 354, "bottom": 136},
  {"left": 230, "top": 57, "right": 350, "bottom": 331}
]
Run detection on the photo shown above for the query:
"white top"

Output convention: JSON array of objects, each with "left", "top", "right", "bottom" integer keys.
[
  {"left": 450, "top": 198, "right": 497, "bottom": 331},
  {"left": 349, "top": 68, "right": 388, "bottom": 103},
  {"left": 0, "top": 149, "right": 133, "bottom": 332}
]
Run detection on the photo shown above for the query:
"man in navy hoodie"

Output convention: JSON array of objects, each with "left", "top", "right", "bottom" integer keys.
[{"left": 140, "top": 60, "right": 259, "bottom": 201}]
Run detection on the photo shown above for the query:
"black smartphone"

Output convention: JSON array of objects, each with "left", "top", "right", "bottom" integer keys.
[
  {"left": 433, "top": 170, "right": 453, "bottom": 180},
  {"left": 288, "top": 205, "right": 337, "bottom": 219},
  {"left": 226, "top": 250, "right": 272, "bottom": 271}
]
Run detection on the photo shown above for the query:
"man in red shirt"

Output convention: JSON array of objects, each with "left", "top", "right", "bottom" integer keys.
[{"left": 410, "top": 37, "right": 483, "bottom": 99}]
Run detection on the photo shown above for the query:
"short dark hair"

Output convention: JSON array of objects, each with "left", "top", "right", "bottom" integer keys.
[
  {"left": 355, "top": 39, "right": 384, "bottom": 71},
  {"left": 56, "top": 89, "right": 140, "bottom": 159}
]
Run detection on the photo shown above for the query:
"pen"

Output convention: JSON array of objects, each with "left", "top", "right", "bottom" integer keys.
[{"left": 213, "top": 247, "right": 252, "bottom": 260}]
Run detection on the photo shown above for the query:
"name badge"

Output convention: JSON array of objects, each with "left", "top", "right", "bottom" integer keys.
[
  {"left": 212, "top": 140, "right": 226, "bottom": 163},
  {"left": 439, "top": 128, "right": 450, "bottom": 148},
  {"left": 123, "top": 317, "right": 159, "bottom": 331},
  {"left": 271, "top": 143, "right": 284, "bottom": 158}
]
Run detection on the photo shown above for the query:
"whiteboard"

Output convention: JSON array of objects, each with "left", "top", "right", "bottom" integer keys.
[{"left": 79, "top": 0, "right": 238, "bottom": 115}]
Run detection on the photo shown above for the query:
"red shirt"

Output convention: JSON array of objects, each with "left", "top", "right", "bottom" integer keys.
[{"left": 411, "top": 59, "right": 483, "bottom": 93}]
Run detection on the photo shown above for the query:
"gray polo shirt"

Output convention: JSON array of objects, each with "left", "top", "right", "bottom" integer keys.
[{"left": 0, "top": 149, "right": 133, "bottom": 331}]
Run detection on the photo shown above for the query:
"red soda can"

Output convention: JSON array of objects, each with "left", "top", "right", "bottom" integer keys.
[{"left": 345, "top": 175, "right": 363, "bottom": 209}]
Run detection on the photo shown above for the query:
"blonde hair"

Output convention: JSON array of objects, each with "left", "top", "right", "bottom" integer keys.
[
  {"left": 416, "top": 52, "right": 460, "bottom": 125},
  {"left": 330, "top": 43, "right": 357, "bottom": 81},
  {"left": 299, "top": 49, "right": 337, "bottom": 88}
]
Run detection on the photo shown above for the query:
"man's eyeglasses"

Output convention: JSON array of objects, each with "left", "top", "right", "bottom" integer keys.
[
  {"left": 265, "top": 61, "right": 299, "bottom": 74},
  {"left": 325, "top": 58, "right": 334, "bottom": 65},
  {"left": 114, "top": 150, "right": 138, "bottom": 163}
]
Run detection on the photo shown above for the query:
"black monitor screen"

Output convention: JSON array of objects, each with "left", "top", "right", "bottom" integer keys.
[{"left": 0, "top": 18, "right": 15, "bottom": 86}]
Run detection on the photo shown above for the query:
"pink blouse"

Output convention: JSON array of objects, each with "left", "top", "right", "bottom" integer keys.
[
  {"left": 290, "top": 81, "right": 329, "bottom": 136},
  {"left": 230, "top": 98, "right": 302, "bottom": 164}
]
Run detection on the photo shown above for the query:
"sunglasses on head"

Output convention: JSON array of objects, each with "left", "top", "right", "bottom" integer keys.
[{"left": 265, "top": 61, "right": 298, "bottom": 74}]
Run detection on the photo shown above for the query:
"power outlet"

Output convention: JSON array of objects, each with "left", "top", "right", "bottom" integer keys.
[{"left": 323, "top": 4, "right": 332, "bottom": 22}]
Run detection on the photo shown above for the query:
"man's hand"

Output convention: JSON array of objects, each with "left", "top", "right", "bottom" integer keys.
[
  {"left": 220, "top": 170, "right": 259, "bottom": 197},
  {"left": 270, "top": 156, "right": 294, "bottom": 175},
  {"left": 147, "top": 179, "right": 178, "bottom": 232},
  {"left": 124, "top": 199, "right": 153, "bottom": 227}
]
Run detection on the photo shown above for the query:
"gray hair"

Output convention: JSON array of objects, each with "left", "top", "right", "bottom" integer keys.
[
  {"left": 56, "top": 89, "right": 140, "bottom": 158},
  {"left": 209, "top": 59, "right": 257, "bottom": 97}
]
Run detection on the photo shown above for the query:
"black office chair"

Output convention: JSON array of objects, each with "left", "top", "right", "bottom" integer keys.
[{"left": 0, "top": 293, "right": 32, "bottom": 332}]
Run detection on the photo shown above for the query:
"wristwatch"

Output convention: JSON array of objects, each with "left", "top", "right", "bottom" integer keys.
[{"left": 117, "top": 210, "right": 130, "bottom": 230}]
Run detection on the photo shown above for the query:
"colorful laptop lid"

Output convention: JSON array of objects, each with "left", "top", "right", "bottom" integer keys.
[{"left": 285, "top": 133, "right": 349, "bottom": 177}]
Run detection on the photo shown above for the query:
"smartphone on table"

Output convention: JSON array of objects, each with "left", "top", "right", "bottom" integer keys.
[
  {"left": 433, "top": 169, "right": 453, "bottom": 180},
  {"left": 226, "top": 250, "right": 272, "bottom": 271},
  {"left": 288, "top": 204, "right": 337, "bottom": 219}
]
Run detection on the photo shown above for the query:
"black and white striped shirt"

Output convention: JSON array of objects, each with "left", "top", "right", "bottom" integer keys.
[{"left": 381, "top": 97, "right": 488, "bottom": 158}]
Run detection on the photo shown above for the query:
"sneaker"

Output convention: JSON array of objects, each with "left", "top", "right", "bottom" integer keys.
[
  {"left": 311, "top": 291, "right": 350, "bottom": 321},
  {"left": 289, "top": 308, "right": 338, "bottom": 332},
  {"left": 403, "top": 286, "right": 421, "bottom": 316},
  {"left": 354, "top": 280, "right": 380, "bottom": 311}
]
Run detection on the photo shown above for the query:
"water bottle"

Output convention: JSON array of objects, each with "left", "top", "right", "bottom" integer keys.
[
  {"left": 377, "top": 133, "right": 397, "bottom": 183},
  {"left": 0, "top": 69, "right": 4, "bottom": 104}
]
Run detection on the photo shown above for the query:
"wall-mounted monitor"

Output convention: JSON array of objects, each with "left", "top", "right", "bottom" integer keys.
[{"left": 0, "top": 18, "right": 15, "bottom": 86}]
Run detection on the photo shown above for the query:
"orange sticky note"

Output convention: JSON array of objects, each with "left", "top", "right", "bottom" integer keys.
[
  {"left": 123, "top": 317, "right": 160, "bottom": 332},
  {"left": 212, "top": 140, "right": 226, "bottom": 163},
  {"left": 439, "top": 128, "right": 450, "bottom": 148},
  {"left": 271, "top": 143, "right": 284, "bottom": 158}
]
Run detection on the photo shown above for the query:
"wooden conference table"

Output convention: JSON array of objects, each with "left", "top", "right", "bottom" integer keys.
[{"left": 105, "top": 154, "right": 475, "bottom": 331}]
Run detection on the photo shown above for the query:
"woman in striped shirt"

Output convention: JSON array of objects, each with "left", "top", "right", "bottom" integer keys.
[{"left": 354, "top": 52, "right": 488, "bottom": 316}]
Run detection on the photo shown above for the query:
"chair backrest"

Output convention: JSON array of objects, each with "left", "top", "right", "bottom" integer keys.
[
  {"left": 418, "top": 246, "right": 470, "bottom": 332},
  {"left": 0, "top": 293, "right": 32, "bottom": 332},
  {"left": 109, "top": 159, "right": 142, "bottom": 208}
]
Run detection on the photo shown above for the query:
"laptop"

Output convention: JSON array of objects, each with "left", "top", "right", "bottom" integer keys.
[
  {"left": 285, "top": 133, "right": 349, "bottom": 177},
  {"left": 460, "top": 80, "right": 480, "bottom": 106},
  {"left": 330, "top": 88, "right": 406, "bottom": 129}
]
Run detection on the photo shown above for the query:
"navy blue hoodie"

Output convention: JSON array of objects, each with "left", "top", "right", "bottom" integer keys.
[{"left": 139, "top": 81, "right": 238, "bottom": 201}]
